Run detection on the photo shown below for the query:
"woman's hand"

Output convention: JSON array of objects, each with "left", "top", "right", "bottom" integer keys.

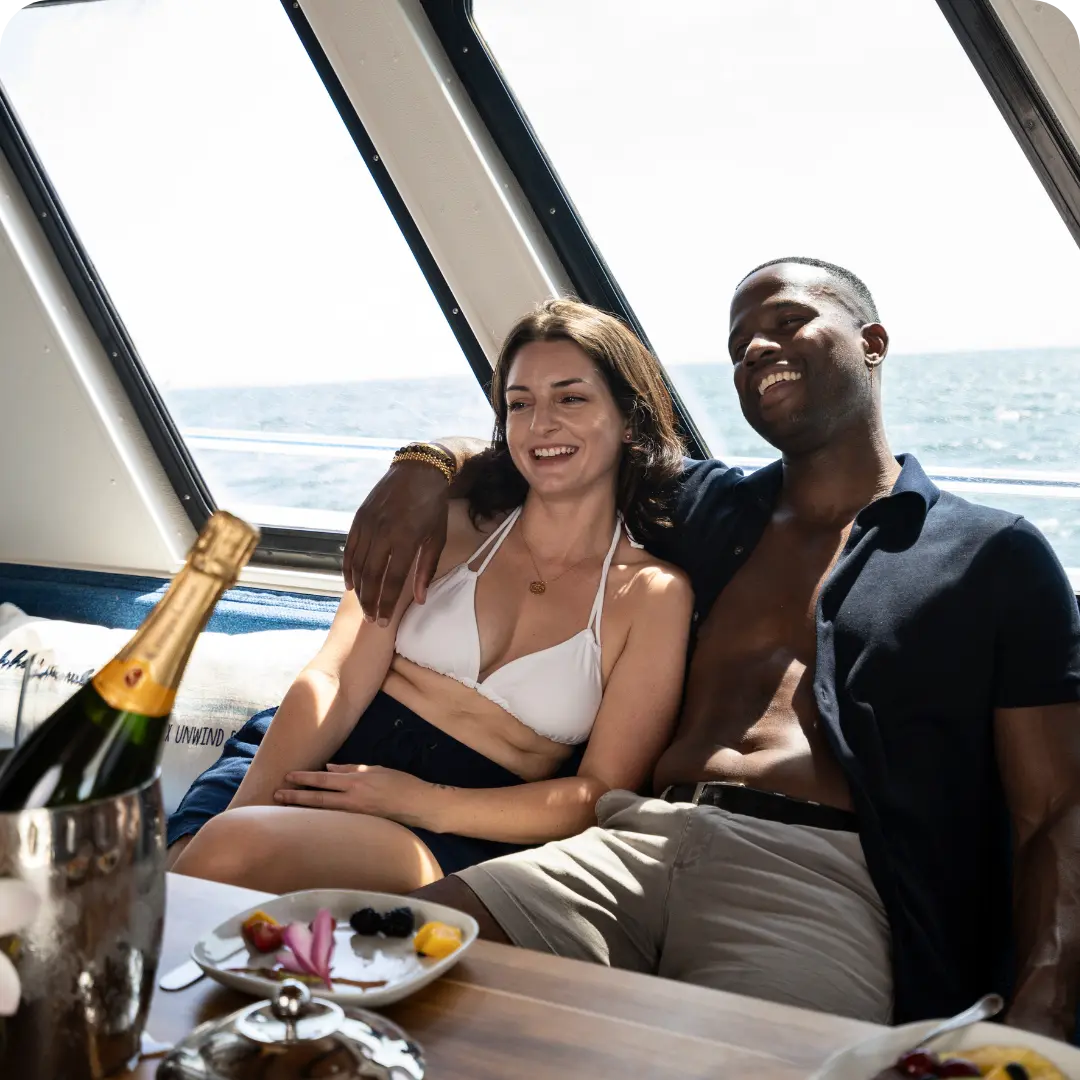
[{"left": 275, "top": 763, "right": 434, "bottom": 828}]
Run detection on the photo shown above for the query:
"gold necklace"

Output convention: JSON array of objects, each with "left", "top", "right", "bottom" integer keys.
[{"left": 519, "top": 529, "right": 601, "bottom": 595}]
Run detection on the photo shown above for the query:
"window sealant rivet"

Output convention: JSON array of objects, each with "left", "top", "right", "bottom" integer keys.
[
  {"left": 373, "top": 154, "right": 379, "bottom": 162},
  {"left": 463, "top": 46, "right": 468, "bottom": 52},
  {"left": 1023, "top": 117, "right": 1036, "bottom": 131},
  {"left": 451, "top": 307, "right": 459, "bottom": 315},
  {"left": 549, "top": 207, "right": 556, "bottom": 214}
]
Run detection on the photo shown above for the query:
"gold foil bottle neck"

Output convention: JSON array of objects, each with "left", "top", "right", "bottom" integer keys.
[
  {"left": 188, "top": 511, "right": 261, "bottom": 584},
  {"left": 94, "top": 511, "right": 260, "bottom": 711}
]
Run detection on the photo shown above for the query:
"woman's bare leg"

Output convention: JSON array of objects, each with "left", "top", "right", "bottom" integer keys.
[
  {"left": 171, "top": 805, "right": 443, "bottom": 894},
  {"left": 164, "top": 834, "right": 193, "bottom": 871}
]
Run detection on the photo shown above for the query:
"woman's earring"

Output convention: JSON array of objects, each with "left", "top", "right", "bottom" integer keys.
[{"left": 624, "top": 430, "right": 632, "bottom": 442}]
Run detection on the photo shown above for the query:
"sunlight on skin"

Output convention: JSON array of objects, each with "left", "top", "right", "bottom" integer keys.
[{"left": 171, "top": 806, "right": 444, "bottom": 895}]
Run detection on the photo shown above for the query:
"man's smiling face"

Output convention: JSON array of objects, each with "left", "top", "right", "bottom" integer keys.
[{"left": 727, "top": 262, "right": 887, "bottom": 454}]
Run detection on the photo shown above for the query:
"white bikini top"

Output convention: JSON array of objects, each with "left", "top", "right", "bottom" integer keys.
[{"left": 394, "top": 506, "right": 623, "bottom": 745}]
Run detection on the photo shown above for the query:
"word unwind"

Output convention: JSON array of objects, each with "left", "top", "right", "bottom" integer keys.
[{"left": 164, "top": 724, "right": 234, "bottom": 748}]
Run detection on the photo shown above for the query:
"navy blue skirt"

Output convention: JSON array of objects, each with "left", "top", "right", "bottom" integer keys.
[{"left": 167, "top": 690, "right": 586, "bottom": 876}]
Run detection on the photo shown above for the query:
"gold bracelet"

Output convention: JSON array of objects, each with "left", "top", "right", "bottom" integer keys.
[
  {"left": 394, "top": 441, "right": 455, "bottom": 467},
  {"left": 392, "top": 448, "right": 454, "bottom": 484},
  {"left": 412, "top": 441, "right": 456, "bottom": 468}
]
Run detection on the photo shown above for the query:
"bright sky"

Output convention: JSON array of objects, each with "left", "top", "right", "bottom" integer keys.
[
  {"left": 476, "top": 0, "right": 1080, "bottom": 365},
  {"left": 1, "top": 0, "right": 1080, "bottom": 389}
]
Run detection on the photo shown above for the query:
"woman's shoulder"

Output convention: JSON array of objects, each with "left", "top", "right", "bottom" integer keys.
[
  {"left": 613, "top": 539, "right": 693, "bottom": 611},
  {"left": 442, "top": 499, "right": 510, "bottom": 565}
]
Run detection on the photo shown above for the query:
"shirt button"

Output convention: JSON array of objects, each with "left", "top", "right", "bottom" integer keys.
[
  {"left": 733, "top": 545, "right": 744, "bottom": 556},
  {"left": 393, "top": 718, "right": 403, "bottom": 727}
]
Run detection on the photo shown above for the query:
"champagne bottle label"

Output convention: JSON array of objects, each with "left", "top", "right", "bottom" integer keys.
[{"left": 92, "top": 657, "right": 177, "bottom": 716}]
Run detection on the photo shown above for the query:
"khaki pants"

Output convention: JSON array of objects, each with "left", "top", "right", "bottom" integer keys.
[{"left": 457, "top": 789, "right": 893, "bottom": 1022}]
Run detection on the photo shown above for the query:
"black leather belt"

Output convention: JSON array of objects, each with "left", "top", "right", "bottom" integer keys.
[{"left": 661, "top": 782, "right": 858, "bottom": 833}]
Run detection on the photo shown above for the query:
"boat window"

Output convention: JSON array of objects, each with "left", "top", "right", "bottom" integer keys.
[
  {"left": 474, "top": 0, "right": 1080, "bottom": 574},
  {"left": 0, "top": 0, "right": 493, "bottom": 536}
]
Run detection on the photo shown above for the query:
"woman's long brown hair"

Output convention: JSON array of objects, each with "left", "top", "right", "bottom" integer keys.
[{"left": 462, "top": 298, "right": 685, "bottom": 544}]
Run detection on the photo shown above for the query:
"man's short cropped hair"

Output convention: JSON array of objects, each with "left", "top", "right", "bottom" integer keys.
[{"left": 739, "top": 256, "right": 880, "bottom": 324}]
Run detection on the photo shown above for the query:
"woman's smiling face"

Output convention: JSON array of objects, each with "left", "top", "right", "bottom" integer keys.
[{"left": 504, "top": 338, "right": 627, "bottom": 499}]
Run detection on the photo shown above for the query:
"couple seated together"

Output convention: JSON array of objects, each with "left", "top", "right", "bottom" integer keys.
[{"left": 167, "top": 258, "right": 1080, "bottom": 1040}]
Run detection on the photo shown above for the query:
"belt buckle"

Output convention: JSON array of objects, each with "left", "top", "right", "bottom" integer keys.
[{"left": 692, "top": 781, "right": 707, "bottom": 806}]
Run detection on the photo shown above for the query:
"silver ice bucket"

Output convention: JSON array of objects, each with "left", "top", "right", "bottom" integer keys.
[{"left": 0, "top": 775, "right": 166, "bottom": 1079}]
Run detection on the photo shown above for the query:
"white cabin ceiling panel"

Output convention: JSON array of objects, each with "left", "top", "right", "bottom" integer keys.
[
  {"left": 992, "top": 1, "right": 1080, "bottom": 153},
  {"left": 0, "top": 150, "right": 191, "bottom": 575},
  {"left": 297, "top": 0, "right": 571, "bottom": 356}
]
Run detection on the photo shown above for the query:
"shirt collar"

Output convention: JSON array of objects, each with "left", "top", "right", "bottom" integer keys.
[
  {"left": 731, "top": 452, "right": 939, "bottom": 524},
  {"left": 865, "top": 453, "right": 940, "bottom": 526},
  {"left": 732, "top": 457, "right": 784, "bottom": 512}
]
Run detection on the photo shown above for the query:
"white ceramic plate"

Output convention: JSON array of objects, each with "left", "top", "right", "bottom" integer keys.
[
  {"left": 809, "top": 1019, "right": 1080, "bottom": 1079},
  {"left": 191, "top": 887, "right": 479, "bottom": 1007}
]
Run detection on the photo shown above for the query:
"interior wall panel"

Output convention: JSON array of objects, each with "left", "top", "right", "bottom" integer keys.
[
  {"left": 298, "top": 0, "right": 571, "bottom": 356},
  {"left": 992, "top": 0, "right": 1080, "bottom": 154},
  {"left": 0, "top": 149, "right": 192, "bottom": 576}
]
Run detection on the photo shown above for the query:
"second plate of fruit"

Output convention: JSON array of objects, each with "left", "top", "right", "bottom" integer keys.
[{"left": 191, "top": 887, "right": 480, "bottom": 1006}]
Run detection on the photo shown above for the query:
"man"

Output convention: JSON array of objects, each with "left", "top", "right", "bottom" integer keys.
[{"left": 343, "top": 258, "right": 1080, "bottom": 1034}]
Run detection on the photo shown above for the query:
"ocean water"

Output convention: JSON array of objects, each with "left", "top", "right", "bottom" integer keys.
[{"left": 167, "top": 348, "right": 1080, "bottom": 566}]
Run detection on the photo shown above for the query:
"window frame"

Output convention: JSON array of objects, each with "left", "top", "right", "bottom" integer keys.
[
  {"left": 8, "top": 0, "right": 1080, "bottom": 577},
  {"left": 0, "top": 0, "right": 494, "bottom": 570}
]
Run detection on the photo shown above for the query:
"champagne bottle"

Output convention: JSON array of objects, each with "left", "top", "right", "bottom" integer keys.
[{"left": 0, "top": 512, "right": 259, "bottom": 811}]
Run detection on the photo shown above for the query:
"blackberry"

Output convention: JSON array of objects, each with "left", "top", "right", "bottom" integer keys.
[
  {"left": 349, "top": 907, "right": 384, "bottom": 936},
  {"left": 382, "top": 906, "right": 415, "bottom": 938}
]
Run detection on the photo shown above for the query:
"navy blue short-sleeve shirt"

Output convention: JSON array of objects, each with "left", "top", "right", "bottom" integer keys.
[{"left": 648, "top": 453, "right": 1080, "bottom": 1023}]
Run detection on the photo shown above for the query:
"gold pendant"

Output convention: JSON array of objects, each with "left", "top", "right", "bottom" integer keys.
[{"left": 529, "top": 580, "right": 547, "bottom": 595}]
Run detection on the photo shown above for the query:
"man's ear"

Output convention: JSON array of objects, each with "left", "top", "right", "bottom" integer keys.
[{"left": 862, "top": 323, "right": 889, "bottom": 369}]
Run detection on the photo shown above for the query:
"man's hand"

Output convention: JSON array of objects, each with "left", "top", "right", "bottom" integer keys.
[
  {"left": 1005, "top": 995, "right": 1072, "bottom": 1041},
  {"left": 996, "top": 702, "right": 1080, "bottom": 1042},
  {"left": 274, "top": 763, "right": 432, "bottom": 828},
  {"left": 343, "top": 436, "right": 489, "bottom": 622},
  {"left": 343, "top": 460, "right": 450, "bottom": 623}
]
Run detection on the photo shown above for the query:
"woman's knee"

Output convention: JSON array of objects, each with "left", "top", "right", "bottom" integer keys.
[{"left": 170, "top": 806, "right": 281, "bottom": 886}]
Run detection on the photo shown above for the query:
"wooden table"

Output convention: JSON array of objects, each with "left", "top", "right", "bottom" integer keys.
[{"left": 126, "top": 872, "right": 884, "bottom": 1079}]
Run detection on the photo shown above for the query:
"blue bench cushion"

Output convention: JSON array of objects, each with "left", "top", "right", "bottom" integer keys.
[{"left": 0, "top": 562, "right": 338, "bottom": 633}]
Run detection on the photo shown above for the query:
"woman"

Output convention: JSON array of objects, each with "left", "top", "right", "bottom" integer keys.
[{"left": 169, "top": 299, "right": 693, "bottom": 895}]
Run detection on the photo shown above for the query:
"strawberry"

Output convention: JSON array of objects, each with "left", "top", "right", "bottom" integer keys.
[{"left": 241, "top": 911, "right": 284, "bottom": 954}]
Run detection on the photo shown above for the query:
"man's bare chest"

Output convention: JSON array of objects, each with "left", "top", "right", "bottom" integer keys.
[
  {"left": 659, "top": 518, "right": 858, "bottom": 807},
  {"left": 696, "top": 521, "right": 850, "bottom": 666}
]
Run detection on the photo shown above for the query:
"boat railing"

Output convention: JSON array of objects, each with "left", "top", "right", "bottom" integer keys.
[{"left": 180, "top": 427, "right": 1080, "bottom": 502}]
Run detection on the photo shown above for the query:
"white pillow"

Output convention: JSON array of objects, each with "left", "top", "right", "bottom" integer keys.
[{"left": 0, "top": 602, "right": 325, "bottom": 815}]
